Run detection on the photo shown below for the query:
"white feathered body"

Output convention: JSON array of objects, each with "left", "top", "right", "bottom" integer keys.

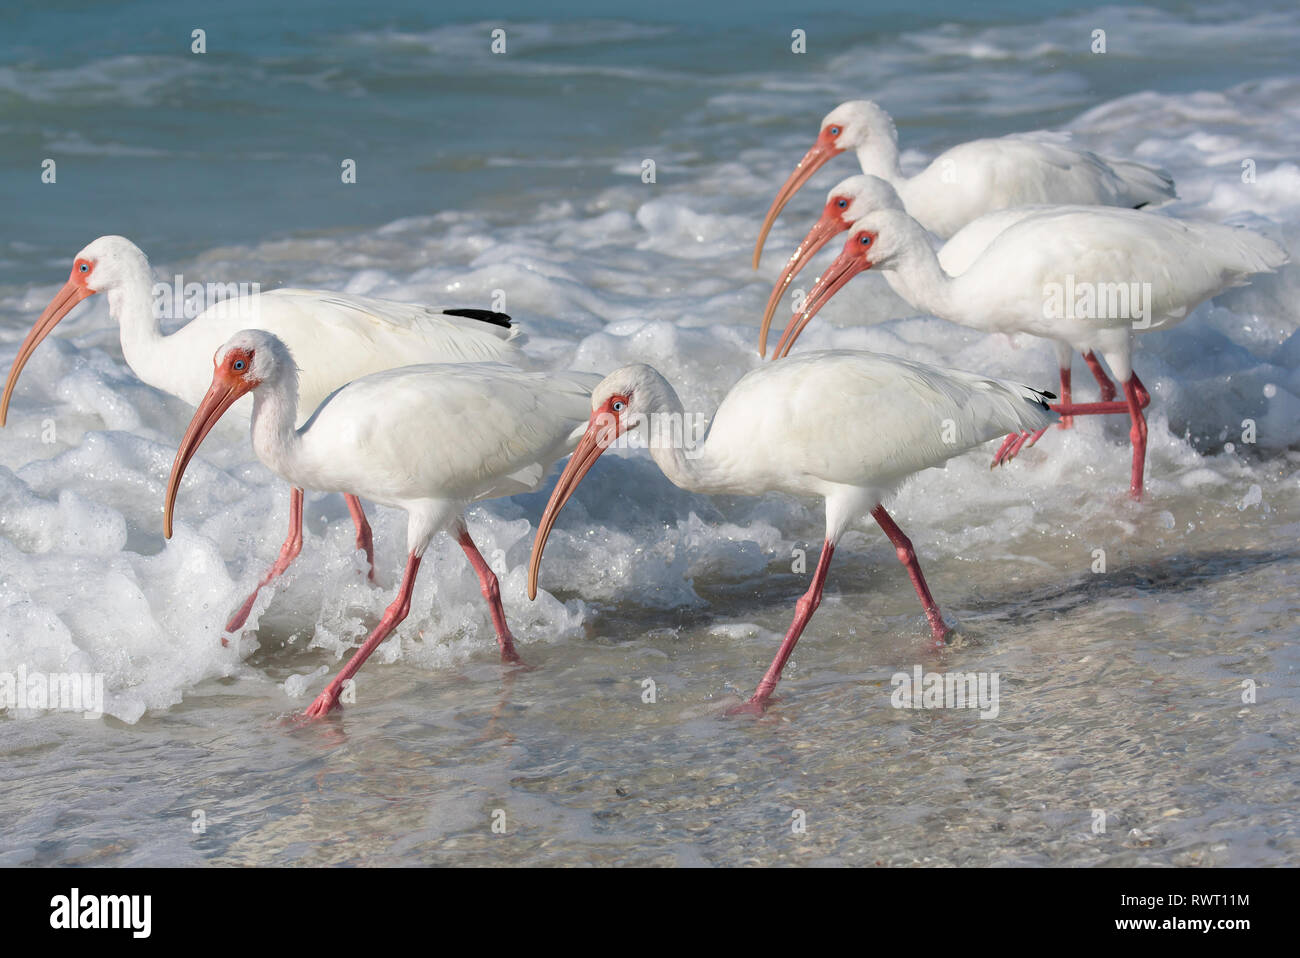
[
  {"left": 692, "top": 351, "right": 1055, "bottom": 521},
  {"left": 891, "top": 134, "right": 1176, "bottom": 237},
  {"left": 129, "top": 288, "right": 524, "bottom": 425},
  {"left": 250, "top": 361, "right": 599, "bottom": 551}
]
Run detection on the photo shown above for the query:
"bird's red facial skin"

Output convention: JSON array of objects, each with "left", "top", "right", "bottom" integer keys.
[
  {"left": 70, "top": 258, "right": 96, "bottom": 293},
  {"left": 819, "top": 125, "right": 845, "bottom": 155},
  {"left": 591, "top": 394, "right": 631, "bottom": 447},
  {"left": 216, "top": 347, "right": 260, "bottom": 387},
  {"left": 827, "top": 195, "right": 853, "bottom": 226},
  {"left": 850, "top": 230, "right": 878, "bottom": 269}
]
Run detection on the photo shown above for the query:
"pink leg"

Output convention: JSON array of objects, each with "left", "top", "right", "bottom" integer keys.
[
  {"left": 734, "top": 539, "right": 836, "bottom": 712},
  {"left": 456, "top": 527, "right": 522, "bottom": 664},
  {"left": 1022, "top": 425, "right": 1050, "bottom": 449},
  {"left": 990, "top": 432, "right": 1019, "bottom": 468},
  {"left": 1051, "top": 370, "right": 1146, "bottom": 419},
  {"left": 1083, "top": 351, "right": 1117, "bottom": 402},
  {"left": 304, "top": 551, "right": 422, "bottom": 718},
  {"left": 225, "top": 487, "right": 305, "bottom": 636},
  {"left": 344, "top": 494, "right": 376, "bottom": 582},
  {"left": 1124, "top": 375, "right": 1148, "bottom": 501},
  {"left": 1058, "top": 365, "right": 1074, "bottom": 430},
  {"left": 993, "top": 364, "right": 1066, "bottom": 466},
  {"left": 992, "top": 428, "right": 1045, "bottom": 467},
  {"left": 871, "top": 504, "right": 950, "bottom": 646},
  {"left": 992, "top": 425, "right": 1055, "bottom": 467}
]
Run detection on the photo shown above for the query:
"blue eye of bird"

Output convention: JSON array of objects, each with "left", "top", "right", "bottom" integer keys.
[
  {"left": 859, "top": 235, "right": 872, "bottom": 246},
  {"left": 829, "top": 126, "right": 840, "bottom": 136},
  {"left": 612, "top": 400, "right": 625, "bottom": 412},
  {"left": 79, "top": 264, "right": 88, "bottom": 272},
  {"left": 837, "top": 199, "right": 847, "bottom": 208},
  {"left": 233, "top": 360, "right": 245, "bottom": 370}
]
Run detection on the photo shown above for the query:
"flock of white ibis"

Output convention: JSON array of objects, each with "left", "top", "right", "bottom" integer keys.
[{"left": 1, "top": 99, "right": 1288, "bottom": 718}]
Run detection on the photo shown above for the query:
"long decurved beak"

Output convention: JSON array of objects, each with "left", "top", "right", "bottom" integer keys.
[
  {"left": 752, "top": 139, "right": 843, "bottom": 270},
  {"left": 1, "top": 280, "right": 94, "bottom": 426},
  {"left": 526, "top": 412, "right": 619, "bottom": 601},
  {"left": 772, "top": 241, "right": 871, "bottom": 359},
  {"left": 757, "top": 207, "right": 848, "bottom": 357},
  {"left": 163, "top": 372, "right": 253, "bottom": 539}
]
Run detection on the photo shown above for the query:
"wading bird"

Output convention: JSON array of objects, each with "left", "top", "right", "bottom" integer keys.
[
  {"left": 757, "top": 174, "right": 1126, "bottom": 426},
  {"left": 752, "top": 99, "right": 1175, "bottom": 266},
  {"left": 3, "top": 235, "right": 522, "bottom": 630},
  {"left": 164, "top": 330, "right": 598, "bottom": 717},
  {"left": 526, "top": 352, "right": 1056, "bottom": 712},
  {"left": 772, "top": 207, "right": 1288, "bottom": 498}
]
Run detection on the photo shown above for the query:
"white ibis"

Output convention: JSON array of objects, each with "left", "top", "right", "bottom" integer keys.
[
  {"left": 164, "top": 329, "right": 598, "bottom": 718},
  {"left": 752, "top": 99, "right": 1176, "bottom": 266},
  {"left": 773, "top": 207, "right": 1289, "bottom": 499},
  {"left": 526, "top": 352, "right": 1057, "bottom": 712},
  {"left": 3, "top": 235, "right": 524, "bottom": 631},
  {"left": 758, "top": 174, "right": 1068, "bottom": 352},
  {"left": 756, "top": 173, "right": 1123, "bottom": 419}
]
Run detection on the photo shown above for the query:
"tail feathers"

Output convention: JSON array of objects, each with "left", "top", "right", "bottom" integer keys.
[
  {"left": 1234, "top": 231, "right": 1290, "bottom": 273},
  {"left": 1107, "top": 157, "right": 1178, "bottom": 207},
  {"left": 441, "top": 307, "right": 528, "bottom": 348},
  {"left": 996, "top": 381, "right": 1059, "bottom": 434},
  {"left": 1208, "top": 225, "right": 1290, "bottom": 282},
  {"left": 442, "top": 307, "right": 512, "bottom": 328}
]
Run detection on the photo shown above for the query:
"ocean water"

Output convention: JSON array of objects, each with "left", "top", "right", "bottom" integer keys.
[{"left": 1, "top": 0, "right": 1298, "bottom": 866}]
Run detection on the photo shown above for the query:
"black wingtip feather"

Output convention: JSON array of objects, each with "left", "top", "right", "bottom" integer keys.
[
  {"left": 442, "top": 308, "right": 513, "bottom": 328},
  {"left": 1026, "top": 388, "right": 1056, "bottom": 411}
]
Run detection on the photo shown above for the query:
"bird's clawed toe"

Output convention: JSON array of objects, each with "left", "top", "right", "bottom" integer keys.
[
  {"left": 725, "top": 696, "right": 776, "bottom": 717},
  {"left": 302, "top": 687, "right": 343, "bottom": 720},
  {"left": 990, "top": 427, "right": 1050, "bottom": 468},
  {"left": 501, "top": 649, "right": 536, "bottom": 672}
]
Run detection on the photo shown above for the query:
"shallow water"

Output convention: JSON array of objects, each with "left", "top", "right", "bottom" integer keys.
[{"left": 2, "top": 1, "right": 1299, "bottom": 866}]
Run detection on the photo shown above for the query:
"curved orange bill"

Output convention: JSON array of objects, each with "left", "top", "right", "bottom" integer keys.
[
  {"left": 772, "top": 240, "right": 872, "bottom": 359},
  {"left": 752, "top": 139, "right": 843, "bottom": 270},
  {"left": 757, "top": 207, "right": 848, "bottom": 357},
  {"left": 163, "top": 372, "right": 254, "bottom": 539},
  {"left": 1, "top": 280, "right": 94, "bottom": 426},
  {"left": 526, "top": 411, "right": 621, "bottom": 600}
]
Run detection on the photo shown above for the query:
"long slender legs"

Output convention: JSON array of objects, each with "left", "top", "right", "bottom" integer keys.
[
  {"left": 1124, "top": 376, "right": 1148, "bottom": 500},
  {"left": 304, "top": 551, "right": 423, "bottom": 718},
  {"left": 225, "top": 487, "right": 305, "bottom": 634},
  {"left": 344, "top": 494, "right": 376, "bottom": 581},
  {"left": 1058, "top": 364, "right": 1074, "bottom": 430},
  {"left": 739, "top": 539, "right": 836, "bottom": 711},
  {"left": 871, "top": 505, "right": 950, "bottom": 646},
  {"left": 1047, "top": 371, "right": 1148, "bottom": 419},
  {"left": 456, "top": 523, "right": 522, "bottom": 663},
  {"left": 993, "top": 352, "right": 1148, "bottom": 487},
  {"left": 226, "top": 491, "right": 377, "bottom": 634},
  {"left": 1083, "top": 351, "right": 1117, "bottom": 401},
  {"left": 302, "top": 524, "right": 526, "bottom": 717},
  {"left": 737, "top": 505, "right": 951, "bottom": 712}
]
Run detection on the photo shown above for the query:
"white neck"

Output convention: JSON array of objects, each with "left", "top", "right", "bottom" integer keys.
[
  {"left": 855, "top": 139, "right": 905, "bottom": 185},
  {"left": 639, "top": 382, "right": 732, "bottom": 496},
  {"left": 248, "top": 375, "right": 304, "bottom": 483},
  {"left": 106, "top": 259, "right": 167, "bottom": 377},
  {"left": 879, "top": 245, "right": 974, "bottom": 328}
]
